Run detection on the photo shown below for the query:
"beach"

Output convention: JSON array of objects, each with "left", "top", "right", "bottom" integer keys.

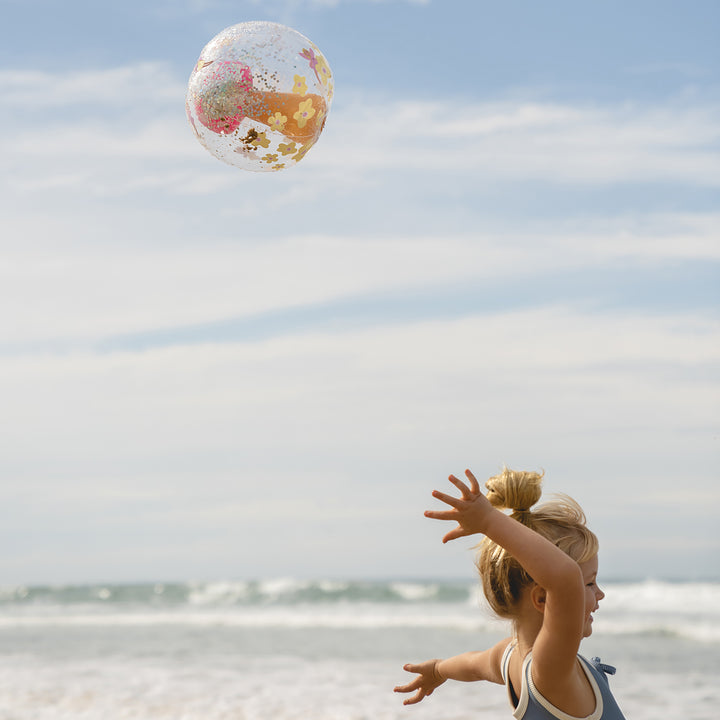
[{"left": 0, "top": 579, "right": 717, "bottom": 719}]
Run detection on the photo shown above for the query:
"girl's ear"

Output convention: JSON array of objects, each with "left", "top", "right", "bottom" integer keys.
[{"left": 530, "top": 584, "right": 547, "bottom": 613}]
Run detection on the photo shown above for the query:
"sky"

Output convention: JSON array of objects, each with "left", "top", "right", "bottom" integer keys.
[{"left": 0, "top": 0, "right": 718, "bottom": 585}]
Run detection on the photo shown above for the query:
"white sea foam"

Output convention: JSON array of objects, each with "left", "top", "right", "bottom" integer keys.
[
  {"left": 389, "top": 582, "right": 440, "bottom": 601},
  {"left": 601, "top": 580, "right": 720, "bottom": 614},
  {"left": 0, "top": 604, "right": 499, "bottom": 632},
  {"left": 187, "top": 580, "right": 252, "bottom": 606}
]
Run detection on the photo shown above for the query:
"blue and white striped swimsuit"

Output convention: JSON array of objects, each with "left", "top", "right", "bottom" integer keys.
[{"left": 500, "top": 643, "right": 626, "bottom": 720}]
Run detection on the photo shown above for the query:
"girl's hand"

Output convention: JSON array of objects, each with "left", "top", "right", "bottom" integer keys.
[
  {"left": 393, "top": 659, "right": 445, "bottom": 705},
  {"left": 425, "top": 469, "right": 495, "bottom": 543}
]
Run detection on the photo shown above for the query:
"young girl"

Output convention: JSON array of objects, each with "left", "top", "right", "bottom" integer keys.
[{"left": 394, "top": 468, "right": 626, "bottom": 719}]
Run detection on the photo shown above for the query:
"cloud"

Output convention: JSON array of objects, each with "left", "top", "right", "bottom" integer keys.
[
  {"left": 2, "top": 63, "right": 719, "bottom": 205},
  {"left": 0, "top": 217, "right": 718, "bottom": 351},
  {"left": 321, "top": 97, "right": 720, "bottom": 185},
  {"left": 0, "top": 63, "right": 184, "bottom": 110}
]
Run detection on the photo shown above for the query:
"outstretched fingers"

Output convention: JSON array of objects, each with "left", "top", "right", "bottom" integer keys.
[
  {"left": 405, "top": 692, "right": 429, "bottom": 705},
  {"left": 402, "top": 691, "right": 427, "bottom": 706},
  {"left": 447, "top": 473, "right": 472, "bottom": 498},
  {"left": 430, "top": 489, "right": 464, "bottom": 508},
  {"left": 426, "top": 488, "right": 468, "bottom": 539},
  {"left": 425, "top": 511, "right": 472, "bottom": 542},
  {"left": 441, "top": 526, "right": 472, "bottom": 544},
  {"left": 426, "top": 469, "right": 491, "bottom": 543},
  {"left": 394, "top": 666, "right": 435, "bottom": 706},
  {"left": 424, "top": 509, "right": 457, "bottom": 521},
  {"left": 393, "top": 679, "right": 421, "bottom": 694},
  {"left": 464, "top": 468, "right": 481, "bottom": 494}
]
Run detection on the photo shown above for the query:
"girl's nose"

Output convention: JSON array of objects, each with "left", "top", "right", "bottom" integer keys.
[{"left": 596, "top": 586, "right": 605, "bottom": 602}]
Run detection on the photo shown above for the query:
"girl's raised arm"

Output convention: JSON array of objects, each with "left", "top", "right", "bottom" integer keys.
[{"left": 427, "top": 471, "right": 586, "bottom": 682}]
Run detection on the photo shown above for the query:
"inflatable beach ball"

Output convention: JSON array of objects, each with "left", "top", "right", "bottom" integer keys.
[{"left": 186, "top": 21, "right": 333, "bottom": 172}]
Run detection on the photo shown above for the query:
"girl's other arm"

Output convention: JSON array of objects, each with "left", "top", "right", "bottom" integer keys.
[{"left": 394, "top": 638, "right": 511, "bottom": 705}]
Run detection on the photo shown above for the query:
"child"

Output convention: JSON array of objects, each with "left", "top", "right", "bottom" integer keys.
[{"left": 394, "top": 468, "right": 626, "bottom": 719}]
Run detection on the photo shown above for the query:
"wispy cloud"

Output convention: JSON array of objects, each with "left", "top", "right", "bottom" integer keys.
[
  {"left": 322, "top": 97, "right": 720, "bottom": 184},
  {"left": 1, "top": 217, "right": 718, "bottom": 350},
  {"left": 2, "top": 64, "right": 718, "bottom": 202},
  {"left": 0, "top": 64, "right": 184, "bottom": 111}
]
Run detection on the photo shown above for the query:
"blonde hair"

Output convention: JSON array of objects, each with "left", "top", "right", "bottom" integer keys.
[{"left": 476, "top": 467, "right": 598, "bottom": 619}]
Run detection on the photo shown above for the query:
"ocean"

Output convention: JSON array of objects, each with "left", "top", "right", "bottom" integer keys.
[{"left": 0, "top": 578, "right": 717, "bottom": 719}]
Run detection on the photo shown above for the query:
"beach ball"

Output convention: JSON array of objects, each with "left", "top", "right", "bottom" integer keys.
[{"left": 186, "top": 21, "right": 333, "bottom": 172}]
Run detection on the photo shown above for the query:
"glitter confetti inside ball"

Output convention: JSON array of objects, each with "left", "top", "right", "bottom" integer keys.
[{"left": 186, "top": 21, "right": 334, "bottom": 172}]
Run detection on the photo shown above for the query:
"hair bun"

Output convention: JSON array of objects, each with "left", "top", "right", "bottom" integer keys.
[{"left": 485, "top": 467, "right": 544, "bottom": 512}]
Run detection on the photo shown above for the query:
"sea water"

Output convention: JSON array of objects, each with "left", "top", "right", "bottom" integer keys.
[{"left": 0, "top": 579, "right": 717, "bottom": 719}]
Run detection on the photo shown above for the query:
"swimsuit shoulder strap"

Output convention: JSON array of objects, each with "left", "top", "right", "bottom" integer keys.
[{"left": 501, "top": 640, "right": 516, "bottom": 684}]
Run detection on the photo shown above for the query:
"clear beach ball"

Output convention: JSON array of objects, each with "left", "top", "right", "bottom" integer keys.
[{"left": 186, "top": 21, "right": 334, "bottom": 172}]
